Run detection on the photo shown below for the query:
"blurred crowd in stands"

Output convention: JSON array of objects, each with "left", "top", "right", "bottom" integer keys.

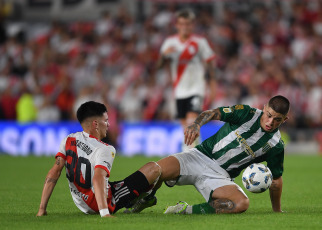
[{"left": 0, "top": 0, "right": 322, "bottom": 134}]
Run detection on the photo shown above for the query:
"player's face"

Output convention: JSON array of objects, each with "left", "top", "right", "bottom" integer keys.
[
  {"left": 176, "top": 17, "right": 194, "bottom": 38},
  {"left": 260, "top": 105, "right": 288, "bottom": 132},
  {"left": 97, "top": 112, "right": 110, "bottom": 139}
]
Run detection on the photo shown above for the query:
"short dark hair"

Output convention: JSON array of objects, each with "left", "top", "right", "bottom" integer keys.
[
  {"left": 176, "top": 8, "right": 196, "bottom": 21},
  {"left": 268, "top": 95, "right": 290, "bottom": 115},
  {"left": 76, "top": 101, "right": 107, "bottom": 123}
]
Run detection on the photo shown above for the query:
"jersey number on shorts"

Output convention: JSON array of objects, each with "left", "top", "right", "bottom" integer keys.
[{"left": 66, "top": 150, "right": 91, "bottom": 189}]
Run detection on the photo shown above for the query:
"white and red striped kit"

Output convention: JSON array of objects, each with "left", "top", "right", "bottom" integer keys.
[
  {"left": 160, "top": 34, "right": 215, "bottom": 99},
  {"left": 56, "top": 131, "right": 116, "bottom": 214}
]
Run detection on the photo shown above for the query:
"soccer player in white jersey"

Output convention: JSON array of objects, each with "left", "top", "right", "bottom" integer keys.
[
  {"left": 36, "top": 101, "right": 161, "bottom": 217},
  {"left": 125, "top": 95, "right": 289, "bottom": 214},
  {"left": 158, "top": 9, "right": 216, "bottom": 149}
]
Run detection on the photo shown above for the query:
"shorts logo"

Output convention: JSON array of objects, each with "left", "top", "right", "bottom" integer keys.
[{"left": 191, "top": 97, "right": 201, "bottom": 111}]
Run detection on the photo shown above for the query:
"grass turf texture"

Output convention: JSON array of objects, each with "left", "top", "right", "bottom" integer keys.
[{"left": 0, "top": 155, "right": 321, "bottom": 230}]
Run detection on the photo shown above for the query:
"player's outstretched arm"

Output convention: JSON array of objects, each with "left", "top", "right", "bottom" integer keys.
[
  {"left": 92, "top": 168, "right": 114, "bottom": 218},
  {"left": 36, "top": 156, "right": 65, "bottom": 216},
  {"left": 269, "top": 176, "right": 283, "bottom": 212},
  {"left": 184, "top": 108, "right": 221, "bottom": 146}
]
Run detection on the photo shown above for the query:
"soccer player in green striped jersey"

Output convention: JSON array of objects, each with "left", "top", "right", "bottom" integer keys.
[{"left": 125, "top": 95, "right": 289, "bottom": 214}]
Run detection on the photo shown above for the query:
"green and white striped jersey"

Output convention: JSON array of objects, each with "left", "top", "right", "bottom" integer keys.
[{"left": 196, "top": 104, "right": 284, "bottom": 179}]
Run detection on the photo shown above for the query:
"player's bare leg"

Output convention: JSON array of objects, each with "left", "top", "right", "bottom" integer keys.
[
  {"left": 208, "top": 185, "right": 249, "bottom": 214},
  {"left": 124, "top": 157, "right": 181, "bottom": 213},
  {"left": 165, "top": 185, "right": 249, "bottom": 214}
]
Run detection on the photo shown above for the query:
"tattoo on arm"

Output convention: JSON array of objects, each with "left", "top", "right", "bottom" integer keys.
[
  {"left": 209, "top": 199, "right": 236, "bottom": 214},
  {"left": 194, "top": 109, "right": 221, "bottom": 127},
  {"left": 55, "top": 157, "right": 61, "bottom": 165},
  {"left": 45, "top": 177, "right": 58, "bottom": 184}
]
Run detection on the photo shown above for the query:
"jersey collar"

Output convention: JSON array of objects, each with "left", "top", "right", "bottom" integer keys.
[{"left": 82, "top": 131, "right": 99, "bottom": 140}]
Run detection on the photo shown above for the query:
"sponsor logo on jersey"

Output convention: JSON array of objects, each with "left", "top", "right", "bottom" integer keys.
[
  {"left": 235, "top": 131, "right": 255, "bottom": 157},
  {"left": 223, "top": 107, "right": 232, "bottom": 113},
  {"left": 111, "top": 151, "right": 115, "bottom": 158}
]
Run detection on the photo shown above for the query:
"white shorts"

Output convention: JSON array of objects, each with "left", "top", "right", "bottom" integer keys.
[{"left": 171, "top": 148, "right": 247, "bottom": 202}]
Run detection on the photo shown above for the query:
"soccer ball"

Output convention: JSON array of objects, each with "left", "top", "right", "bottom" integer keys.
[{"left": 242, "top": 163, "right": 273, "bottom": 193}]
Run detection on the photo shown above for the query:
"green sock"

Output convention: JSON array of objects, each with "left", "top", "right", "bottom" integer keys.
[{"left": 192, "top": 202, "right": 215, "bottom": 214}]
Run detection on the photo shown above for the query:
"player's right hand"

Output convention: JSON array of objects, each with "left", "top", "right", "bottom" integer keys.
[
  {"left": 36, "top": 209, "right": 47, "bottom": 217},
  {"left": 184, "top": 123, "right": 200, "bottom": 146},
  {"left": 163, "top": 46, "right": 176, "bottom": 56}
]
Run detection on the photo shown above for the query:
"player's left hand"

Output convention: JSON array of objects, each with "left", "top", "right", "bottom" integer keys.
[
  {"left": 36, "top": 209, "right": 47, "bottom": 217},
  {"left": 184, "top": 123, "right": 200, "bottom": 146}
]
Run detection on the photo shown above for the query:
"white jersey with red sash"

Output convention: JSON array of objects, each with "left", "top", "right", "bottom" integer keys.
[
  {"left": 55, "top": 131, "right": 116, "bottom": 214},
  {"left": 160, "top": 34, "right": 215, "bottom": 99}
]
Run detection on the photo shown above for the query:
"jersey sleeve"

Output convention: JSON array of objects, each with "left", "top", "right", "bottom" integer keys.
[
  {"left": 219, "top": 104, "right": 252, "bottom": 124},
  {"left": 55, "top": 136, "right": 68, "bottom": 160},
  {"left": 160, "top": 38, "right": 172, "bottom": 57},
  {"left": 199, "top": 38, "right": 215, "bottom": 62},
  {"left": 94, "top": 145, "right": 116, "bottom": 177},
  {"left": 266, "top": 144, "right": 284, "bottom": 178}
]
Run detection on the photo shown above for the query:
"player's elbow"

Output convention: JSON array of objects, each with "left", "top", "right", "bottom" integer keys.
[{"left": 48, "top": 167, "right": 62, "bottom": 180}]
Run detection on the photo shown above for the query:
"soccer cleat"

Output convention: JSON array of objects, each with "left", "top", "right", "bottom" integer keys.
[
  {"left": 163, "top": 201, "right": 189, "bottom": 214},
  {"left": 123, "top": 196, "right": 157, "bottom": 213}
]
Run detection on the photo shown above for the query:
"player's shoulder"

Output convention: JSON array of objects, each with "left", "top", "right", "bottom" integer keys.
[
  {"left": 275, "top": 130, "right": 285, "bottom": 148},
  {"left": 267, "top": 130, "right": 285, "bottom": 152},
  {"left": 91, "top": 138, "right": 114, "bottom": 150},
  {"left": 191, "top": 34, "right": 208, "bottom": 42},
  {"left": 230, "top": 104, "right": 252, "bottom": 113},
  {"left": 191, "top": 34, "right": 206, "bottom": 39},
  {"left": 163, "top": 34, "right": 179, "bottom": 42},
  {"left": 61, "top": 131, "right": 81, "bottom": 143},
  {"left": 94, "top": 141, "right": 116, "bottom": 158}
]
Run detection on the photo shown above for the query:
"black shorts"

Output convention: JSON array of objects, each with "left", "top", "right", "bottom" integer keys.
[{"left": 176, "top": 95, "right": 203, "bottom": 119}]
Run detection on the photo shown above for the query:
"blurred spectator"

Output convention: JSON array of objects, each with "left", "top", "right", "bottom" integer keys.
[
  {"left": 16, "top": 90, "right": 37, "bottom": 122},
  {"left": 0, "top": 0, "right": 320, "bottom": 132},
  {"left": 36, "top": 95, "right": 60, "bottom": 122}
]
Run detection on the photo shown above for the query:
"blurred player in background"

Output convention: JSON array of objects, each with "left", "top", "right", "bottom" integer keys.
[
  {"left": 157, "top": 8, "right": 216, "bottom": 150},
  {"left": 125, "top": 95, "right": 289, "bottom": 214},
  {"left": 36, "top": 101, "right": 160, "bottom": 217}
]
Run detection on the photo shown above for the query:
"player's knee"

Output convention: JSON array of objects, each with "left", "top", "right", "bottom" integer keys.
[
  {"left": 149, "top": 161, "right": 162, "bottom": 177},
  {"left": 235, "top": 197, "right": 249, "bottom": 213},
  {"left": 139, "top": 161, "right": 162, "bottom": 184}
]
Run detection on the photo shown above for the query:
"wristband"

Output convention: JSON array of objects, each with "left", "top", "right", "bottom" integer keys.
[{"left": 99, "top": 208, "right": 110, "bottom": 217}]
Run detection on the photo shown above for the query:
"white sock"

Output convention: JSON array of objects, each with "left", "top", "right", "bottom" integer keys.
[{"left": 185, "top": 205, "right": 193, "bottom": 214}]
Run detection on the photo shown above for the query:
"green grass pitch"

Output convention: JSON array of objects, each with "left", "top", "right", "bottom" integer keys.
[{"left": 0, "top": 154, "right": 321, "bottom": 230}]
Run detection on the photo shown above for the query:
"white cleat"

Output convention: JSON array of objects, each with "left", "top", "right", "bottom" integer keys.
[{"left": 163, "top": 201, "right": 189, "bottom": 214}]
